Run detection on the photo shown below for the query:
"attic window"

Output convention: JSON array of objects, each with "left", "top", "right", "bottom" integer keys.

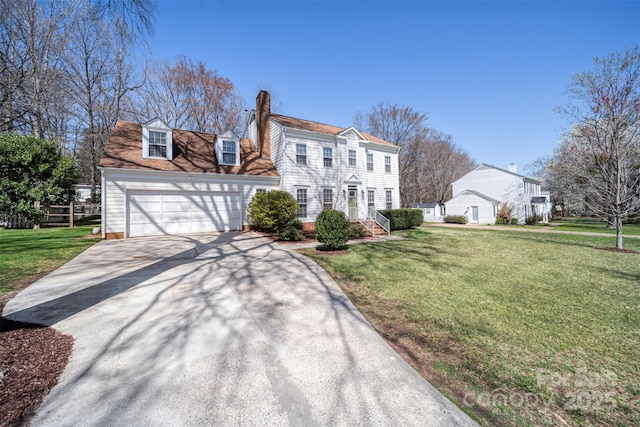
[
  {"left": 215, "top": 131, "right": 240, "bottom": 166},
  {"left": 222, "top": 140, "right": 237, "bottom": 164},
  {"left": 149, "top": 131, "right": 167, "bottom": 157},
  {"left": 142, "top": 119, "right": 173, "bottom": 160}
]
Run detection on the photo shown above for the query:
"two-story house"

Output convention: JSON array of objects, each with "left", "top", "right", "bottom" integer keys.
[
  {"left": 247, "top": 91, "right": 400, "bottom": 227},
  {"left": 444, "top": 163, "right": 551, "bottom": 224},
  {"left": 98, "top": 91, "right": 400, "bottom": 238}
]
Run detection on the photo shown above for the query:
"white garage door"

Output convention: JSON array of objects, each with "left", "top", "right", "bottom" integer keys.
[{"left": 128, "top": 191, "right": 241, "bottom": 237}]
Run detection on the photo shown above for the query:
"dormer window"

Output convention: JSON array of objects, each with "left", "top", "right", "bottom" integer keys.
[
  {"left": 142, "top": 118, "right": 172, "bottom": 160},
  {"left": 149, "top": 131, "right": 167, "bottom": 157},
  {"left": 222, "top": 140, "right": 237, "bottom": 164},
  {"left": 216, "top": 130, "right": 240, "bottom": 166}
]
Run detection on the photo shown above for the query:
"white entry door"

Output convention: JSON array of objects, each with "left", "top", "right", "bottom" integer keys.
[
  {"left": 471, "top": 206, "right": 479, "bottom": 223},
  {"left": 128, "top": 191, "right": 241, "bottom": 237}
]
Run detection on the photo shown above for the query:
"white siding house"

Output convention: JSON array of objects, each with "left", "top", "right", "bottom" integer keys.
[
  {"left": 410, "top": 203, "right": 445, "bottom": 222},
  {"left": 247, "top": 91, "right": 400, "bottom": 227},
  {"left": 99, "top": 92, "right": 399, "bottom": 238},
  {"left": 445, "top": 163, "right": 550, "bottom": 224}
]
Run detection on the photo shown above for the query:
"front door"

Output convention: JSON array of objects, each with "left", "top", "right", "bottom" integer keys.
[
  {"left": 348, "top": 186, "right": 358, "bottom": 219},
  {"left": 471, "top": 206, "right": 479, "bottom": 223}
]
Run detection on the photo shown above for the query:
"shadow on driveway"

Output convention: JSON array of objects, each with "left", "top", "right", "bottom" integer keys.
[{"left": 4, "top": 231, "right": 476, "bottom": 426}]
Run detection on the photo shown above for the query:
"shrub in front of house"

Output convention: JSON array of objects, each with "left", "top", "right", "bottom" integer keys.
[
  {"left": 350, "top": 223, "right": 366, "bottom": 238},
  {"left": 315, "top": 209, "right": 351, "bottom": 250},
  {"left": 525, "top": 215, "right": 539, "bottom": 225},
  {"left": 248, "top": 190, "right": 299, "bottom": 233},
  {"left": 444, "top": 215, "right": 468, "bottom": 224},
  {"left": 511, "top": 217, "right": 519, "bottom": 225},
  {"left": 288, "top": 218, "right": 304, "bottom": 231},
  {"left": 279, "top": 225, "right": 304, "bottom": 241},
  {"left": 496, "top": 202, "right": 515, "bottom": 225},
  {"left": 378, "top": 208, "right": 423, "bottom": 230},
  {"left": 495, "top": 217, "right": 504, "bottom": 225}
]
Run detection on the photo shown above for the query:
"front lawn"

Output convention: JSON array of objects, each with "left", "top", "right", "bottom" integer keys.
[
  {"left": 0, "top": 225, "right": 101, "bottom": 295},
  {"left": 552, "top": 218, "right": 640, "bottom": 236},
  {"left": 303, "top": 227, "right": 640, "bottom": 426}
]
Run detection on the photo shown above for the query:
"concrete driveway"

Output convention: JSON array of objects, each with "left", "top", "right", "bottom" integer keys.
[{"left": 4, "top": 232, "right": 476, "bottom": 426}]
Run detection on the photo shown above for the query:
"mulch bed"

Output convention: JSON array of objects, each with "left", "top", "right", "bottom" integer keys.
[{"left": 1, "top": 296, "right": 73, "bottom": 427}]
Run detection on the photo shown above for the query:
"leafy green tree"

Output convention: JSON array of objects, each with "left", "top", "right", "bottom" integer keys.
[
  {"left": 247, "top": 190, "right": 299, "bottom": 233},
  {"left": 0, "top": 133, "right": 78, "bottom": 221}
]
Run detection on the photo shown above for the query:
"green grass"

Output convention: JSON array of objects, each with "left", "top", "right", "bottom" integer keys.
[
  {"left": 552, "top": 218, "right": 640, "bottom": 236},
  {"left": 0, "top": 225, "right": 101, "bottom": 294},
  {"left": 303, "top": 227, "right": 640, "bottom": 426}
]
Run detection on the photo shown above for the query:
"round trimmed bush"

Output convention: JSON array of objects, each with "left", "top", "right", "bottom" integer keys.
[
  {"left": 315, "top": 209, "right": 351, "bottom": 250},
  {"left": 248, "top": 190, "right": 299, "bottom": 233}
]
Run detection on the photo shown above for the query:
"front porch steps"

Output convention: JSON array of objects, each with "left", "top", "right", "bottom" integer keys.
[{"left": 352, "top": 220, "right": 387, "bottom": 237}]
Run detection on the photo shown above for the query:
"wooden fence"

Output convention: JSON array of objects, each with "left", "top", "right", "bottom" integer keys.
[
  {"left": 43, "top": 203, "right": 101, "bottom": 227},
  {"left": 0, "top": 213, "right": 34, "bottom": 229},
  {"left": 0, "top": 203, "right": 101, "bottom": 229}
]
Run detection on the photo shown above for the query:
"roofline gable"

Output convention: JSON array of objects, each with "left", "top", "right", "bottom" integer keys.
[
  {"left": 449, "top": 189, "right": 501, "bottom": 204},
  {"left": 454, "top": 163, "right": 540, "bottom": 184},
  {"left": 338, "top": 126, "right": 366, "bottom": 140}
]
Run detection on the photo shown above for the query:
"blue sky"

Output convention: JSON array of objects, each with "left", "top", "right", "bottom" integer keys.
[{"left": 149, "top": 0, "right": 639, "bottom": 173}]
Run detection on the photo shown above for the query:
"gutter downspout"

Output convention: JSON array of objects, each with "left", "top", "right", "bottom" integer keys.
[{"left": 100, "top": 169, "right": 106, "bottom": 239}]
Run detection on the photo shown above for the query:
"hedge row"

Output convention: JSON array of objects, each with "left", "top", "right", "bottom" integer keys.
[
  {"left": 377, "top": 208, "right": 424, "bottom": 230},
  {"left": 444, "top": 215, "right": 468, "bottom": 224}
]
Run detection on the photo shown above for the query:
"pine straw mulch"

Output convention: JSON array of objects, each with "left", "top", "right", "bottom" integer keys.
[{"left": 0, "top": 281, "right": 73, "bottom": 427}]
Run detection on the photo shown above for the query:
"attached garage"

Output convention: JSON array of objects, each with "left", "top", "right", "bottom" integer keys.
[
  {"left": 127, "top": 191, "right": 241, "bottom": 237},
  {"left": 99, "top": 120, "right": 280, "bottom": 239}
]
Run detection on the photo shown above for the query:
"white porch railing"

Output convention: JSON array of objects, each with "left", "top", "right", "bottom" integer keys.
[{"left": 367, "top": 207, "right": 390, "bottom": 236}]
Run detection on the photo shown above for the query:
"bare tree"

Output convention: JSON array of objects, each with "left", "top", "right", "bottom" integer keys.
[
  {"left": 0, "top": 0, "right": 76, "bottom": 141},
  {"left": 133, "top": 56, "right": 245, "bottom": 135},
  {"left": 542, "top": 143, "right": 589, "bottom": 217},
  {"left": 558, "top": 46, "right": 640, "bottom": 249},
  {"left": 361, "top": 102, "right": 427, "bottom": 146},
  {"left": 358, "top": 103, "right": 475, "bottom": 206},
  {"left": 66, "top": 2, "right": 143, "bottom": 199}
]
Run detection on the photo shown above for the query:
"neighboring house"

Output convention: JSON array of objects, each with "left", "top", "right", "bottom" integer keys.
[
  {"left": 444, "top": 163, "right": 551, "bottom": 224},
  {"left": 98, "top": 91, "right": 399, "bottom": 238},
  {"left": 410, "top": 202, "right": 445, "bottom": 222},
  {"left": 74, "top": 184, "right": 100, "bottom": 202}
]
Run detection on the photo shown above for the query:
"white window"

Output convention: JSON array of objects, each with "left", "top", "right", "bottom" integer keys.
[
  {"left": 367, "top": 190, "right": 375, "bottom": 208},
  {"left": 256, "top": 188, "right": 267, "bottom": 194},
  {"left": 148, "top": 131, "right": 167, "bottom": 157},
  {"left": 425, "top": 208, "right": 432, "bottom": 215},
  {"left": 386, "top": 190, "right": 392, "bottom": 209},
  {"left": 222, "top": 140, "right": 237, "bottom": 165},
  {"left": 367, "top": 153, "right": 374, "bottom": 171},
  {"left": 296, "top": 144, "right": 307, "bottom": 165},
  {"left": 296, "top": 189, "right": 307, "bottom": 218},
  {"left": 215, "top": 131, "right": 240, "bottom": 166},
  {"left": 348, "top": 149, "right": 357, "bottom": 166},
  {"left": 142, "top": 118, "right": 172, "bottom": 160},
  {"left": 323, "top": 147, "right": 333, "bottom": 167},
  {"left": 385, "top": 156, "right": 391, "bottom": 173},
  {"left": 323, "top": 188, "right": 333, "bottom": 210}
]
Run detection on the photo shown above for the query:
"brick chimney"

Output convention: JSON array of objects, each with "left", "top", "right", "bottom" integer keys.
[
  {"left": 507, "top": 163, "right": 518, "bottom": 174},
  {"left": 256, "top": 90, "right": 271, "bottom": 159}
]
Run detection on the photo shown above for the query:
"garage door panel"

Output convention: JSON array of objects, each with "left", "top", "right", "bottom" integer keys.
[
  {"left": 162, "top": 201, "right": 191, "bottom": 212},
  {"left": 130, "top": 200, "right": 162, "bottom": 213},
  {"left": 129, "top": 212, "right": 160, "bottom": 224},
  {"left": 128, "top": 191, "right": 240, "bottom": 237},
  {"left": 162, "top": 212, "right": 189, "bottom": 222}
]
